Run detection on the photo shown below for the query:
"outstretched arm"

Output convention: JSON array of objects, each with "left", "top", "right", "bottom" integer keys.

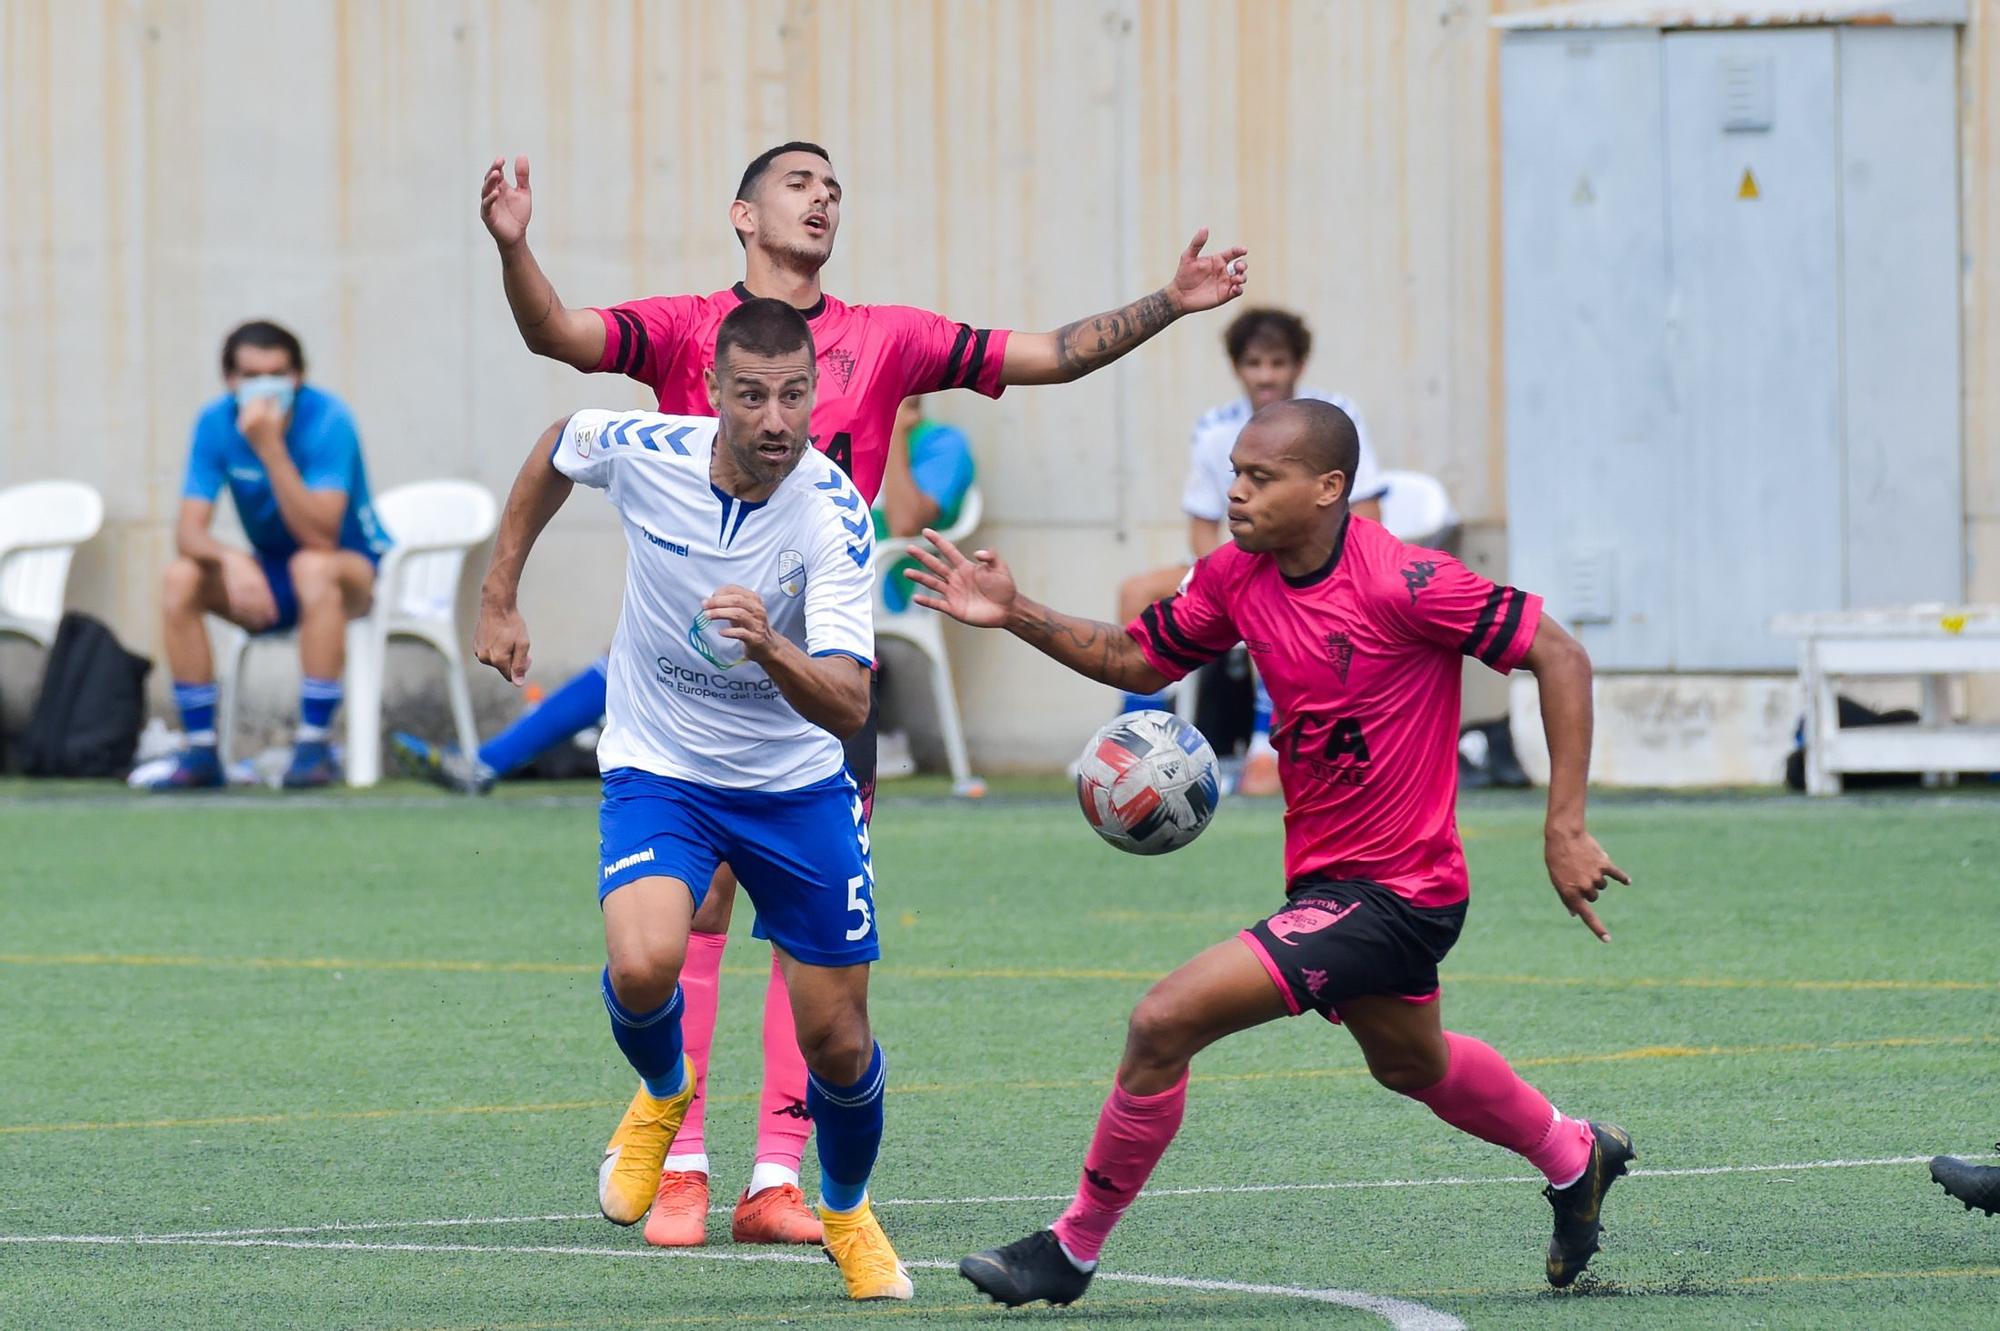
[
  {"left": 482, "top": 155, "right": 607, "bottom": 371},
  {"left": 475, "top": 418, "right": 576, "bottom": 685},
  {"left": 999, "top": 229, "right": 1248, "bottom": 386},
  {"left": 1522, "top": 616, "right": 1630, "bottom": 941},
  {"left": 905, "top": 530, "right": 1168, "bottom": 693}
]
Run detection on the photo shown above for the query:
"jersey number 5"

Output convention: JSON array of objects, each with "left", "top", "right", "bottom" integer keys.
[
  {"left": 844, "top": 873, "right": 874, "bottom": 942},
  {"left": 822, "top": 431, "right": 854, "bottom": 477}
]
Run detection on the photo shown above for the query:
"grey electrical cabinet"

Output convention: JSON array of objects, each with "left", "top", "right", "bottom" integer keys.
[{"left": 1501, "top": 22, "right": 1962, "bottom": 671}]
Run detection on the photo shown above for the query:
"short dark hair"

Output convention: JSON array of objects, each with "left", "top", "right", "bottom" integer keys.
[
  {"left": 221, "top": 320, "right": 306, "bottom": 377},
  {"left": 1259, "top": 398, "right": 1358, "bottom": 487},
  {"left": 715, "top": 297, "right": 817, "bottom": 368},
  {"left": 736, "top": 141, "right": 832, "bottom": 204},
  {"left": 1224, "top": 307, "right": 1311, "bottom": 365}
]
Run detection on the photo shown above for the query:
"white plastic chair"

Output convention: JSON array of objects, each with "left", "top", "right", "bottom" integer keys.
[
  {"left": 1376, "top": 469, "right": 1460, "bottom": 546},
  {"left": 215, "top": 479, "right": 498, "bottom": 786},
  {"left": 874, "top": 487, "right": 984, "bottom": 795},
  {"left": 0, "top": 481, "right": 105, "bottom": 647}
]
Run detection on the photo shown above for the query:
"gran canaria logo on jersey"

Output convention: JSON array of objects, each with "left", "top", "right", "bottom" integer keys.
[
  {"left": 778, "top": 549, "right": 807, "bottom": 597},
  {"left": 687, "top": 609, "right": 746, "bottom": 671}
]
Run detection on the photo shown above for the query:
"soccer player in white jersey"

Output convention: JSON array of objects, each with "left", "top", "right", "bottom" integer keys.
[{"left": 471, "top": 298, "right": 910, "bottom": 1301}]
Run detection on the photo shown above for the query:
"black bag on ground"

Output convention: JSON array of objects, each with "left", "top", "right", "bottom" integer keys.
[{"left": 19, "top": 613, "right": 152, "bottom": 777}]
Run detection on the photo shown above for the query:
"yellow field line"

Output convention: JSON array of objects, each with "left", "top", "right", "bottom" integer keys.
[
  {"left": 1, "top": 1033, "right": 1991, "bottom": 1138},
  {"left": 3, "top": 950, "right": 1996, "bottom": 993},
  {"left": 1450, "top": 972, "right": 2000, "bottom": 995}
]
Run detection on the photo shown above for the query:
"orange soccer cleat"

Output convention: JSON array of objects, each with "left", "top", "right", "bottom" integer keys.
[
  {"left": 643, "top": 1169, "right": 710, "bottom": 1247},
  {"left": 731, "top": 1182, "right": 825, "bottom": 1245}
]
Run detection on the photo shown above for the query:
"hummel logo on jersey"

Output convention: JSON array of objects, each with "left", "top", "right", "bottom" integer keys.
[
  {"left": 642, "top": 527, "right": 690, "bottom": 557},
  {"left": 1083, "top": 1168, "right": 1125, "bottom": 1196},
  {"left": 1401, "top": 560, "right": 1438, "bottom": 605},
  {"left": 603, "top": 848, "right": 656, "bottom": 879}
]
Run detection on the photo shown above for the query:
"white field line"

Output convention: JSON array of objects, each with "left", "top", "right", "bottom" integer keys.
[
  {"left": 0, "top": 1235, "right": 1465, "bottom": 1330},
  {"left": 8, "top": 1151, "right": 1985, "bottom": 1246}
]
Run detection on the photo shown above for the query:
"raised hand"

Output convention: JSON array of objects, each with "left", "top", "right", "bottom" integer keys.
[
  {"left": 481, "top": 154, "right": 534, "bottom": 249},
  {"left": 904, "top": 529, "right": 1019, "bottom": 628},
  {"left": 1165, "top": 228, "right": 1249, "bottom": 315},
  {"left": 474, "top": 599, "right": 533, "bottom": 685},
  {"left": 1544, "top": 828, "right": 1632, "bottom": 943}
]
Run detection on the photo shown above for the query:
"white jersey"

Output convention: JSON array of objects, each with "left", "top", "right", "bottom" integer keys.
[
  {"left": 552, "top": 409, "right": 875, "bottom": 790},
  {"left": 1181, "top": 388, "right": 1388, "bottom": 523}
]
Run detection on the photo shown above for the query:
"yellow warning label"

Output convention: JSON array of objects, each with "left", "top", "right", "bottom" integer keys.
[{"left": 1738, "top": 167, "right": 1760, "bottom": 200}]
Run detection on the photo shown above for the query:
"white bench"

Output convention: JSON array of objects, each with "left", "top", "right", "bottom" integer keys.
[{"left": 1771, "top": 605, "right": 2000, "bottom": 795}]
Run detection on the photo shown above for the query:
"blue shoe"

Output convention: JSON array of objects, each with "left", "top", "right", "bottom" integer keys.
[
  {"left": 391, "top": 730, "right": 497, "bottom": 795},
  {"left": 145, "top": 746, "right": 224, "bottom": 792},
  {"left": 281, "top": 739, "right": 337, "bottom": 789}
]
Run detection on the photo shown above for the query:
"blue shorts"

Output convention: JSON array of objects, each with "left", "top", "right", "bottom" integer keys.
[
  {"left": 253, "top": 548, "right": 379, "bottom": 634},
  {"left": 597, "top": 768, "right": 879, "bottom": 968}
]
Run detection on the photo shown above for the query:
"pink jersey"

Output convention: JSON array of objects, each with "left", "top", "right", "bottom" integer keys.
[
  {"left": 1127, "top": 517, "right": 1543, "bottom": 908},
  {"left": 592, "top": 285, "right": 1010, "bottom": 503}
]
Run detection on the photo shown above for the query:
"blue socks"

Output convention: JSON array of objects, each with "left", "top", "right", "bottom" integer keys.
[
  {"left": 808, "top": 1042, "right": 886, "bottom": 1213},
  {"left": 480, "top": 657, "right": 608, "bottom": 776},
  {"left": 300, "top": 677, "right": 343, "bottom": 736},
  {"left": 173, "top": 681, "right": 218, "bottom": 746},
  {"left": 601, "top": 967, "right": 688, "bottom": 1100}
]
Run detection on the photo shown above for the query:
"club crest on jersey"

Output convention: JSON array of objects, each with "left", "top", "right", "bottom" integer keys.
[
  {"left": 1326, "top": 631, "right": 1354, "bottom": 684},
  {"left": 778, "top": 549, "right": 807, "bottom": 597},
  {"left": 825, "top": 347, "right": 857, "bottom": 390},
  {"left": 573, "top": 424, "right": 596, "bottom": 457}
]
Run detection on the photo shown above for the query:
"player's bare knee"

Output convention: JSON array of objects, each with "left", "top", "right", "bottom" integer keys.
[
  {"left": 1368, "top": 1049, "right": 1448, "bottom": 1096},
  {"left": 1124, "top": 992, "right": 1199, "bottom": 1070},
  {"left": 605, "top": 951, "right": 683, "bottom": 1013},
  {"left": 161, "top": 557, "right": 205, "bottom": 612},
  {"left": 288, "top": 549, "right": 339, "bottom": 603},
  {"left": 797, "top": 1019, "right": 872, "bottom": 1085}
]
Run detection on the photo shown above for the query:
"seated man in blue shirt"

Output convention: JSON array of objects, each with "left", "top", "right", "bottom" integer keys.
[
  {"left": 392, "top": 396, "right": 974, "bottom": 794},
  {"left": 152, "top": 320, "right": 391, "bottom": 789}
]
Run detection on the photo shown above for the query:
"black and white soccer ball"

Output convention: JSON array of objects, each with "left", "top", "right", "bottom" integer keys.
[{"left": 1075, "top": 710, "right": 1222, "bottom": 855}]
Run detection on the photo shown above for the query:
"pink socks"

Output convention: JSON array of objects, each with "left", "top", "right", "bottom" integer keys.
[
  {"left": 664, "top": 930, "right": 728, "bottom": 1161},
  {"left": 1405, "top": 1031, "right": 1594, "bottom": 1186},
  {"left": 754, "top": 951, "right": 813, "bottom": 1172},
  {"left": 1049, "top": 1072, "right": 1188, "bottom": 1264}
]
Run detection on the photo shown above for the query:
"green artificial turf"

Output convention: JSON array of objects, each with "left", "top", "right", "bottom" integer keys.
[{"left": 1, "top": 781, "right": 1996, "bottom": 1328}]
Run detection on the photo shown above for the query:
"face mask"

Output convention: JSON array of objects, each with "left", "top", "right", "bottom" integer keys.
[{"left": 236, "top": 375, "right": 295, "bottom": 417}]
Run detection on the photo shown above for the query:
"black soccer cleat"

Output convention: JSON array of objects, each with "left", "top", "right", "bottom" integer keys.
[
  {"left": 1544, "top": 1121, "right": 1636, "bottom": 1289},
  {"left": 959, "top": 1229, "right": 1094, "bottom": 1308},
  {"left": 1931, "top": 1148, "right": 2000, "bottom": 1216}
]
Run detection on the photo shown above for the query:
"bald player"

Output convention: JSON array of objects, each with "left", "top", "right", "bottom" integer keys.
[{"left": 906, "top": 399, "right": 1638, "bottom": 1305}]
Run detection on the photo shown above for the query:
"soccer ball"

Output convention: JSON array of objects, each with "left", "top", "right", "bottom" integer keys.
[{"left": 1075, "top": 711, "right": 1222, "bottom": 855}]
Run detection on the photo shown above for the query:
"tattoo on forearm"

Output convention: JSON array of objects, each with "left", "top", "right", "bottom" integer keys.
[
  {"left": 1017, "top": 609, "right": 1137, "bottom": 684},
  {"left": 522, "top": 289, "right": 556, "bottom": 332},
  {"left": 1052, "top": 290, "right": 1176, "bottom": 378}
]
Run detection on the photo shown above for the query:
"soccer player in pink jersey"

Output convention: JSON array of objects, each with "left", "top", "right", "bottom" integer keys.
[
  {"left": 476, "top": 141, "right": 1250, "bottom": 1247},
  {"left": 906, "top": 398, "right": 1637, "bottom": 1304}
]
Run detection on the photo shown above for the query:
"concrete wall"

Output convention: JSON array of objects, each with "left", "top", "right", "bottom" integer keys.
[{"left": 2, "top": 0, "right": 1994, "bottom": 772}]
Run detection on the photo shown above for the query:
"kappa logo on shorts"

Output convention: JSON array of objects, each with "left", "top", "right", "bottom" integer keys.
[
  {"left": 1265, "top": 899, "right": 1362, "bottom": 945},
  {"left": 602, "top": 848, "right": 656, "bottom": 879}
]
